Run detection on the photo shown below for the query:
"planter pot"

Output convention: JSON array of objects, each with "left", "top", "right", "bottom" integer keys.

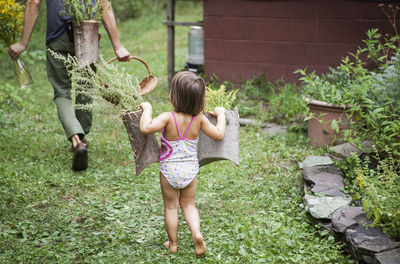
[
  {"left": 73, "top": 20, "right": 99, "bottom": 67},
  {"left": 122, "top": 110, "right": 160, "bottom": 175},
  {"left": 305, "top": 98, "right": 351, "bottom": 147},
  {"left": 197, "top": 109, "right": 240, "bottom": 166}
]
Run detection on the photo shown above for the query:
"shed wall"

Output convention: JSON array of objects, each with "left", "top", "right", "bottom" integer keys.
[{"left": 203, "top": 0, "right": 397, "bottom": 83}]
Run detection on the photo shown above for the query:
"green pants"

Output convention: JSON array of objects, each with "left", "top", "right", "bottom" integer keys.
[{"left": 46, "top": 32, "right": 92, "bottom": 140}]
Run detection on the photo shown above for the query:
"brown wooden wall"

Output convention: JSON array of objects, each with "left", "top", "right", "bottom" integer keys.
[{"left": 203, "top": 0, "right": 398, "bottom": 83}]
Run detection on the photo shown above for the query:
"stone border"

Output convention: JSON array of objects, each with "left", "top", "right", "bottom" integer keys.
[{"left": 300, "top": 155, "right": 400, "bottom": 264}]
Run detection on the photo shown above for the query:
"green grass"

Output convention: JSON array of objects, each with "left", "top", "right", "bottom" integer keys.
[{"left": 0, "top": 4, "right": 354, "bottom": 263}]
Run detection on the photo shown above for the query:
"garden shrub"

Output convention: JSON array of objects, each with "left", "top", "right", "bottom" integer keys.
[
  {"left": 111, "top": 0, "right": 165, "bottom": 21},
  {"left": 266, "top": 82, "right": 307, "bottom": 125},
  {"left": 236, "top": 75, "right": 306, "bottom": 124},
  {"left": 352, "top": 151, "right": 400, "bottom": 240},
  {"left": 297, "top": 27, "right": 400, "bottom": 239}
]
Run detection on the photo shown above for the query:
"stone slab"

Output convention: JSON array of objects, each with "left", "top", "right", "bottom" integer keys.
[
  {"left": 303, "top": 165, "right": 344, "bottom": 187},
  {"left": 375, "top": 248, "right": 400, "bottom": 264},
  {"left": 311, "top": 183, "right": 346, "bottom": 197},
  {"left": 304, "top": 195, "right": 352, "bottom": 219},
  {"left": 331, "top": 206, "right": 370, "bottom": 233},
  {"left": 329, "top": 141, "right": 373, "bottom": 158},
  {"left": 300, "top": 156, "right": 333, "bottom": 168},
  {"left": 238, "top": 118, "right": 265, "bottom": 127},
  {"left": 261, "top": 125, "right": 287, "bottom": 137},
  {"left": 346, "top": 225, "right": 400, "bottom": 256}
]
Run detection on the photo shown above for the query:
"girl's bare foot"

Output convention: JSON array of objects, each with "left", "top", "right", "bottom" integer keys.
[
  {"left": 194, "top": 235, "right": 206, "bottom": 258},
  {"left": 163, "top": 241, "right": 177, "bottom": 253}
]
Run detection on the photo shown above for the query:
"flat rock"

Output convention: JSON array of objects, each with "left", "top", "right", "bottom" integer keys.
[
  {"left": 311, "top": 182, "right": 346, "bottom": 197},
  {"left": 331, "top": 206, "right": 370, "bottom": 233},
  {"left": 346, "top": 225, "right": 400, "bottom": 256},
  {"left": 375, "top": 248, "right": 400, "bottom": 264},
  {"left": 300, "top": 156, "right": 333, "bottom": 169},
  {"left": 329, "top": 141, "right": 373, "bottom": 158},
  {"left": 304, "top": 195, "right": 352, "bottom": 219},
  {"left": 303, "top": 165, "right": 344, "bottom": 187},
  {"left": 261, "top": 125, "right": 287, "bottom": 137},
  {"left": 238, "top": 118, "right": 265, "bottom": 127}
]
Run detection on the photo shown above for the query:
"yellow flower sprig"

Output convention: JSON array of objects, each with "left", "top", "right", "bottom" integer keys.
[
  {"left": 205, "top": 84, "right": 238, "bottom": 112},
  {"left": 0, "top": 0, "right": 25, "bottom": 48}
]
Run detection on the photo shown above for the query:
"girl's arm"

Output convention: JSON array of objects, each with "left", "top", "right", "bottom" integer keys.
[
  {"left": 200, "top": 107, "right": 226, "bottom": 140},
  {"left": 139, "top": 102, "right": 169, "bottom": 135}
]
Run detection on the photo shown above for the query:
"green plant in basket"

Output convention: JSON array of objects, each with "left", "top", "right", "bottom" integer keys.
[
  {"left": 62, "top": 0, "right": 103, "bottom": 23},
  {"left": 205, "top": 84, "right": 238, "bottom": 111},
  {"left": 50, "top": 50, "right": 143, "bottom": 116}
]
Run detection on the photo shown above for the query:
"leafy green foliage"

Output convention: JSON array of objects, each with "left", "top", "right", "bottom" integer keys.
[
  {"left": 111, "top": 0, "right": 165, "bottom": 21},
  {"left": 266, "top": 82, "right": 307, "bottom": 125},
  {"left": 0, "top": 82, "right": 24, "bottom": 105},
  {"left": 205, "top": 84, "right": 238, "bottom": 111},
  {"left": 237, "top": 76, "right": 306, "bottom": 125},
  {"left": 351, "top": 151, "right": 400, "bottom": 240}
]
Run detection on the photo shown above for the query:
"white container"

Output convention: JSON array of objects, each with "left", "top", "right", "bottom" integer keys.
[{"left": 187, "top": 26, "right": 204, "bottom": 65}]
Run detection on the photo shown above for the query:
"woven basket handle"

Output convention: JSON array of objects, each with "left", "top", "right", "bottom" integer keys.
[{"left": 105, "top": 56, "right": 152, "bottom": 75}]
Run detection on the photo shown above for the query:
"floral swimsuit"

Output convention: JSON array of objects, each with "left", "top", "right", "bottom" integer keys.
[{"left": 159, "top": 112, "right": 199, "bottom": 189}]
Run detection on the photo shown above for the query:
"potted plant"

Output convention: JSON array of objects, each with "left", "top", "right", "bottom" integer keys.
[
  {"left": 198, "top": 84, "right": 240, "bottom": 166},
  {"left": 63, "top": 0, "right": 104, "bottom": 66},
  {"left": 295, "top": 28, "right": 390, "bottom": 147},
  {"left": 295, "top": 65, "right": 355, "bottom": 147},
  {"left": 51, "top": 51, "right": 159, "bottom": 175}
]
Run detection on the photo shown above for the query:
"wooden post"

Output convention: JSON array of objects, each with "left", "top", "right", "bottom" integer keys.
[{"left": 167, "top": 0, "right": 175, "bottom": 88}]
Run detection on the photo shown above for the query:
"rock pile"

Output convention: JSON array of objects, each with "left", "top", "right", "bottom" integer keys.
[{"left": 301, "top": 156, "right": 400, "bottom": 264}]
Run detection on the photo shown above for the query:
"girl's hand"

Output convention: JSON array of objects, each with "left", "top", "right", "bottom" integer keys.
[
  {"left": 210, "top": 107, "right": 225, "bottom": 117},
  {"left": 140, "top": 102, "right": 152, "bottom": 111}
]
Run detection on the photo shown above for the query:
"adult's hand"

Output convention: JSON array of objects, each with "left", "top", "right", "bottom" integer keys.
[
  {"left": 115, "top": 46, "right": 130, "bottom": 62},
  {"left": 8, "top": 42, "right": 27, "bottom": 60}
]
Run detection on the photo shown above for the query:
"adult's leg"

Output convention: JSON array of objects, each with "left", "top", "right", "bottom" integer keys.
[
  {"left": 160, "top": 173, "right": 179, "bottom": 253},
  {"left": 179, "top": 177, "right": 206, "bottom": 257},
  {"left": 46, "top": 32, "right": 90, "bottom": 140},
  {"left": 46, "top": 32, "right": 90, "bottom": 170}
]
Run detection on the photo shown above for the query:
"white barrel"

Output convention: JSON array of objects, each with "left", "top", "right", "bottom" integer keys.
[{"left": 187, "top": 26, "right": 204, "bottom": 65}]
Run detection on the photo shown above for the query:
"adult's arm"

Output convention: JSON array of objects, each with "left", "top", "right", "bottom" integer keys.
[
  {"left": 8, "top": 0, "right": 41, "bottom": 60},
  {"left": 100, "top": 0, "right": 130, "bottom": 61}
]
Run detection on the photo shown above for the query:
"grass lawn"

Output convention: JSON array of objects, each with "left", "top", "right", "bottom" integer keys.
[{"left": 0, "top": 3, "right": 354, "bottom": 263}]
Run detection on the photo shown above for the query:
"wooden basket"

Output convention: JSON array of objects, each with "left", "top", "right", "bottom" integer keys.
[
  {"left": 122, "top": 110, "right": 160, "bottom": 175},
  {"left": 103, "top": 57, "right": 159, "bottom": 175},
  {"left": 73, "top": 20, "right": 100, "bottom": 67}
]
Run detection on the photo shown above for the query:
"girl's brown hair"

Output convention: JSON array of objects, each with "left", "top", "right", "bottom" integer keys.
[{"left": 170, "top": 71, "right": 205, "bottom": 116}]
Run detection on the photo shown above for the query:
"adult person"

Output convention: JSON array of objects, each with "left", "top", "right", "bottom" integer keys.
[{"left": 8, "top": 0, "right": 130, "bottom": 171}]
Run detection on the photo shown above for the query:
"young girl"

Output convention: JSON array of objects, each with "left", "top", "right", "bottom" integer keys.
[{"left": 139, "top": 71, "right": 226, "bottom": 257}]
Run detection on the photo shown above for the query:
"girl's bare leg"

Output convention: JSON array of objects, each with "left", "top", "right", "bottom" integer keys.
[
  {"left": 180, "top": 177, "right": 206, "bottom": 257},
  {"left": 160, "top": 173, "right": 179, "bottom": 253}
]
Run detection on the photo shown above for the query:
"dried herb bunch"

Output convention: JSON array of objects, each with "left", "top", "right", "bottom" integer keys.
[
  {"left": 50, "top": 50, "right": 143, "bottom": 115},
  {"left": 61, "top": 0, "right": 103, "bottom": 23}
]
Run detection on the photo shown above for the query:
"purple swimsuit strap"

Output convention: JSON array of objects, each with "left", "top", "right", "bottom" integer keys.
[
  {"left": 171, "top": 112, "right": 182, "bottom": 138},
  {"left": 171, "top": 112, "right": 194, "bottom": 140},
  {"left": 182, "top": 116, "right": 195, "bottom": 139}
]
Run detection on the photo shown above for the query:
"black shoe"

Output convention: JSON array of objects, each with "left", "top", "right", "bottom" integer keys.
[{"left": 72, "top": 142, "right": 88, "bottom": 171}]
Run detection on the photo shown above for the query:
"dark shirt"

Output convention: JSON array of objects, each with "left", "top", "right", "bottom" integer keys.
[
  {"left": 46, "top": 0, "right": 70, "bottom": 44},
  {"left": 45, "top": 0, "right": 95, "bottom": 45}
]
